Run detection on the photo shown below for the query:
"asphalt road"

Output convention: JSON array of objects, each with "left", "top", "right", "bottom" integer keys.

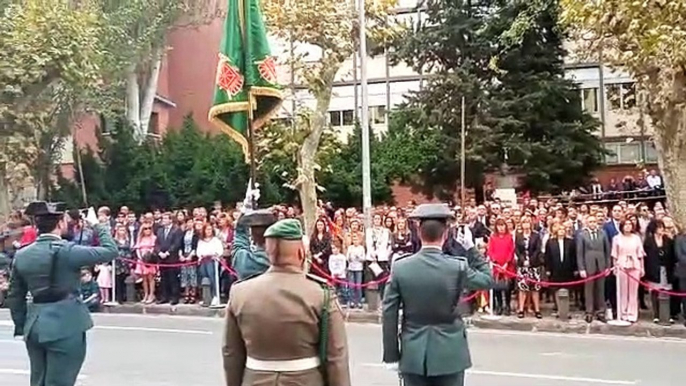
[{"left": 1, "top": 310, "right": 683, "bottom": 386}]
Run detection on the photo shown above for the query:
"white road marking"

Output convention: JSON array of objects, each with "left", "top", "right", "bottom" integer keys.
[
  {"left": 0, "top": 369, "right": 87, "bottom": 379},
  {"left": 362, "top": 364, "right": 635, "bottom": 385},
  {"left": 0, "top": 339, "right": 22, "bottom": 344},
  {"left": 352, "top": 322, "right": 686, "bottom": 344},
  {"left": 0, "top": 320, "right": 212, "bottom": 335},
  {"left": 94, "top": 325, "right": 213, "bottom": 335},
  {"left": 468, "top": 370, "right": 636, "bottom": 385}
]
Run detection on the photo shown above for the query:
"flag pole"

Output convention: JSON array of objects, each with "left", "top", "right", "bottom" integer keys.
[{"left": 243, "top": 0, "right": 258, "bottom": 205}]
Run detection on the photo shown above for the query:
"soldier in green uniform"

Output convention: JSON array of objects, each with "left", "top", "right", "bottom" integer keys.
[
  {"left": 231, "top": 209, "right": 276, "bottom": 280},
  {"left": 382, "top": 203, "right": 494, "bottom": 386},
  {"left": 6, "top": 202, "right": 119, "bottom": 386},
  {"left": 223, "top": 219, "right": 350, "bottom": 386}
]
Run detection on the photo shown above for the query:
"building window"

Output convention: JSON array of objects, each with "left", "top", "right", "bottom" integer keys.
[
  {"left": 370, "top": 105, "right": 387, "bottom": 125},
  {"left": 342, "top": 110, "right": 354, "bottom": 126},
  {"left": 148, "top": 112, "right": 159, "bottom": 134},
  {"left": 99, "top": 114, "right": 113, "bottom": 134},
  {"left": 645, "top": 141, "right": 659, "bottom": 163},
  {"left": 581, "top": 88, "right": 598, "bottom": 112},
  {"left": 606, "top": 82, "right": 637, "bottom": 110},
  {"left": 329, "top": 111, "right": 342, "bottom": 126},
  {"left": 329, "top": 109, "right": 356, "bottom": 127},
  {"left": 604, "top": 141, "right": 642, "bottom": 165}
]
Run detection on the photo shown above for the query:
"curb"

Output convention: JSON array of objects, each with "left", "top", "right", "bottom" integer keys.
[{"left": 102, "top": 305, "right": 686, "bottom": 338}]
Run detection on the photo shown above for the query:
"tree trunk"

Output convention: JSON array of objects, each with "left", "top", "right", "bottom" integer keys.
[
  {"left": 125, "top": 63, "right": 143, "bottom": 141},
  {"left": 139, "top": 47, "right": 164, "bottom": 135},
  {"left": 653, "top": 70, "right": 686, "bottom": 228},
  {"left": 659, "top": 140, "right": 686, "bottom": 228},
  {"left": 297, "top": 79, "right": 335, "bottom": 237},
  {"left": 0, "top": 168, "right": 11, "bottom": 219}
]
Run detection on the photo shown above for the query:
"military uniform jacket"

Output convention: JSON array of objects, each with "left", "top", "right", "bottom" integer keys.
[
  {"left": 382, "top": 246, "right": 493, "bottom": 376},
  {"left": 7, "top": 225, "right": 119, "bottom": 341},
  {"left": 222, "top": 265, "right": 351, "bottom": 386},
  {"left": 231, "top": 221, "right": 269, "bottom": 280}
]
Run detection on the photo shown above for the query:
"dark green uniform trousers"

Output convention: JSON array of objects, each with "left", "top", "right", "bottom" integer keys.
[
  {"left": 402, "top": 371, "right": 465, "bottom": 386},
  {"left": 25, "top": 331, "right": 87, "bottom": 386}
]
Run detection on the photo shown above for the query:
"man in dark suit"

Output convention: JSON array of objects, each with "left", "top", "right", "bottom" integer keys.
[
  {"left": 603, "top": 205, "right": 623, "bottom": 316},
  {"left": 154, "top": 212, "right": 183, "bottom": 304},
  {"left": 576, "top": 215, "right": 611, "bottom": 323},
  {"left": 466, "top": 208, "right": 490, "bottom": 243}
]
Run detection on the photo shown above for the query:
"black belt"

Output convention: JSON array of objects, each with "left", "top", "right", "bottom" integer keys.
[{"left": 32, "top": 292, "right": 71, "bottom": 304}]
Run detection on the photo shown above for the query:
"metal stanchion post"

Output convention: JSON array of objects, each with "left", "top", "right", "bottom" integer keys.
[
  {"left": 482, "top": 263, "right": 501, "bottom": 320},
  {"left": 608, "top": 268, "right": 631, "bottom": 327},
  {"left": 104, "top": 259, "right": 118, "bottom": 306},
  {"left": 210, "top": 259, "right": 224, "bottom": 309}
]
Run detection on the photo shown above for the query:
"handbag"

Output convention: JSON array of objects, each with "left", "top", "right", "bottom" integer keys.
[
  {"left": 493, "top": 275, "right": 510, "bottom": 291},
  {"left": 142, "top": 251, "right": 157, "bottom": 264}
]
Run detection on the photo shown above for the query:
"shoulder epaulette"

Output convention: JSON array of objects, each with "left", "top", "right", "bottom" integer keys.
[
  {"left": 235, "top": 272, "right": 261, "bottom": 284},
  {"left": 306, "top": 273, "right": 331, "bottom": 287},
  {"left": 393, "top": 252, "right": 414, "bottom": 263},
  {"left": 446, "top": 254, "right": 467, "bottom": 262}
]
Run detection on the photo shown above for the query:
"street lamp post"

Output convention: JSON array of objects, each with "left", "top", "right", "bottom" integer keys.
[{"left": 359, "top": 0, "right": 372, "bottom": 228}]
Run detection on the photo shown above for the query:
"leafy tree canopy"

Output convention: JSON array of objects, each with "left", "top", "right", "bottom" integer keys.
[{"left": 388, "top": 0, "right": 604, "bottom": 196}]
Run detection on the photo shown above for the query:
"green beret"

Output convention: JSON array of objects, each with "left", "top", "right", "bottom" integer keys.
[{"left": 264, "top": 219, "right": 303, "bottom": 240}]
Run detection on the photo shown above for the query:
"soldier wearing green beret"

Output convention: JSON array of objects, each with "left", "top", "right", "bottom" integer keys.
[
  {"left": 382, "top": 203, "right": 494, "bottom": 386},
  {"left": 7, "top": 202, "right": 119, "bottom": 386},
  {"left": 231, "top": 209, "right": 277, "bottom": 280},
  {"left": 223, "top": 219, "right": 351, "bottom": 386}
]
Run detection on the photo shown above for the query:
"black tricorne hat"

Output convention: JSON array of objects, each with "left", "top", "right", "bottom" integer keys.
[
  {"left": 24, "top": 201, "right": 67, "bottom": 217},
  {"left": 408, "top": 203, "right": 455, "bottom": 221},
  {"left": 241, "top": 209, "right": 277, "bottom": 227}
]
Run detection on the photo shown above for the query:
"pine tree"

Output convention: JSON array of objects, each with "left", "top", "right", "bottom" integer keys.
[
  {"left": 484, "top": 0, "right": 604, "bottom": 192},
  {"left": 388, "top": 0, "right": 500, "bottom": 199}
]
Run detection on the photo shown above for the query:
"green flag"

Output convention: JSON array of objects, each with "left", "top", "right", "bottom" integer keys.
[{"left": 208, "top": 0, "right": 283, "bottom": 157}]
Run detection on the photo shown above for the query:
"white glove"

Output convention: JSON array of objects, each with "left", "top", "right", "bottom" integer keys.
[
  {"left": 12, "top": 240, "right": 20, "bottom": 249},
  {"left": 85, "top": 207, "right": 99, "bottom": 227},
  {"left": 14, "top": 335, "right": 23, "bottom": 341},
  {"left": 384, "top": 362, "right": 399, "bottom": 372}
]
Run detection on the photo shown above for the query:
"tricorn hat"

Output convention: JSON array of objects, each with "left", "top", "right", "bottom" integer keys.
[
  {"left": 24, "top": 201, "right": 66, "bottom": 217},
  {"left": 241, "top": 209, "right": 277, "bottom": 227},
  {"left": 408, "top": 203, "right": 455, "bottom": 221}
]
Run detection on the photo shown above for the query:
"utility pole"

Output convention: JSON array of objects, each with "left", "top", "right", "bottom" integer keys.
[
  {"left": 460, "top": 96, "right": 466, "bottom": 206},
  {"left": 359, "top": 0, "right": 372, "bottom": 228}
]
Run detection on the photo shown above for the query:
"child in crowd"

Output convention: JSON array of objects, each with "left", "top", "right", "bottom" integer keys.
[
  {"left": 328, "top": 243, "right": 348, "bottom": 304},
  {"left": 95, "top": 262, "right": 112, "bottom": 304},
  {"left": 80, "top": 268, "right": 100, "bottom": 312},
  {"left": 0, "top": 252, "right": 9, "bottom": 306},
  {"left": 346, "top": 233, "right": 365, "bottom": 309},
  {"left": 476, "top": 240, "right": 490, "bottom": 314}
]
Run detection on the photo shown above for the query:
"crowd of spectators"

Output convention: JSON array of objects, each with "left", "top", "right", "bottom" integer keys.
[{"left": 0, "top": 169, "right": 682, "bottom": 327}]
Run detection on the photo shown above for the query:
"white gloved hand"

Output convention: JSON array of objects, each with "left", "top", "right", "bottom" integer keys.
[
  {"left": 14, "top": 335, "right": 23, "bottom": 341},
  {"left": 12, "top": 240, "right": 20, "bottom": 249},
  {"left": 384, "top": 362, "right": 399, "bottom": 372},
  {"left": 85, "top": 207, "right": 99, "bottom": 227}
]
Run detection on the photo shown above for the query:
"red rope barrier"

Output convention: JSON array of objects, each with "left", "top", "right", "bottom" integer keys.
[
  {"left": 493, "top": 265, "right": 611, "bottom": 287},
  {"left": 118, "top": 257, "right": 240, "bottom": 278},
  {"left": 619, "top": 267, "right": 686, "bottom": 298},
  {"left": 309, "top": 262, "right": 389, "bottom": 289}
]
